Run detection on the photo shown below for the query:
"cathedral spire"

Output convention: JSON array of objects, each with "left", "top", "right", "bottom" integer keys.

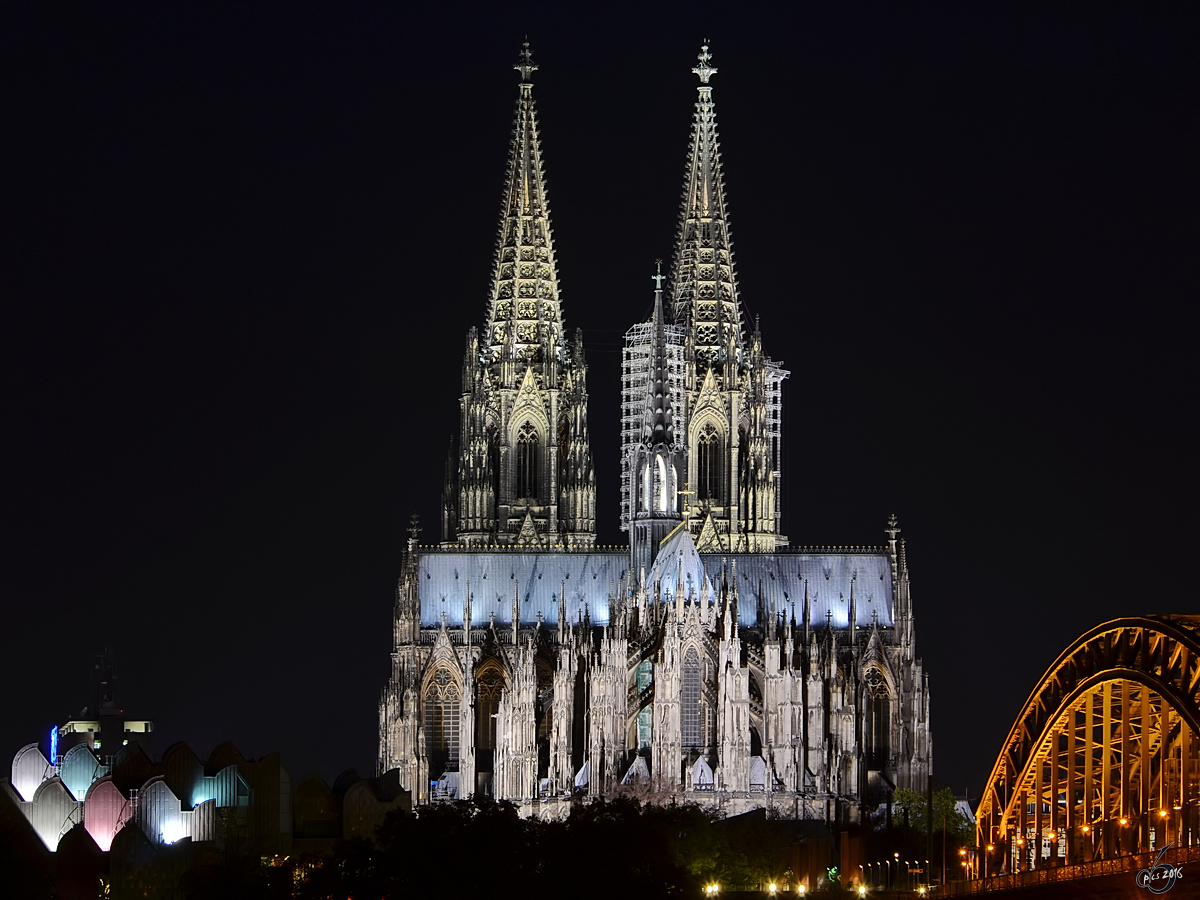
[
  {"left": 629, "top": 261, "right": 686, "bottom": 582},
  {"left": 453, "top": 44, "right": 595, "bottom": 548},
  {"left": 483, "top": 41, "right": 565, "bottom": 372},
  {"left": 643, "top": 261, "right": 674, "bottom": 447},
  {"left": 669, "top": 42, "right": 742, "bottom": 366}
]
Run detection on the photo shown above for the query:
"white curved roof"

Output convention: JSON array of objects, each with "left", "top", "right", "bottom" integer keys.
[{"left": 646, "top": 526, "right": 714, "bottom": 601}]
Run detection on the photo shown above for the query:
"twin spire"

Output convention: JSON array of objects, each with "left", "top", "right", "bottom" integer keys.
[
  {"left": 482, "top": 41, "right": 565, "bottom": 371},
  {"left": 670, "top": 42, "right": 744, "bottom": 367},
  {"left": 483, "top": 41, "right": 743, "bottom": 375}
]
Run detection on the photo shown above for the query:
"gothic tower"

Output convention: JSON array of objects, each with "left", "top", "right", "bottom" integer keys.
[
  {"left": 448, "top": 43, "right": 595, "bottom": 548},
  {"left": 621, "top": 44, "right": 787, "bottom": 558},
  {"left": 629, "top": 265, "right": 687, "bottom": 580}
]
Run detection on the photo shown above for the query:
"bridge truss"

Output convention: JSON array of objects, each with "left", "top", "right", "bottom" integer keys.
[{"left": 976, "top": 615, "right": 1200, "bottom": 874}]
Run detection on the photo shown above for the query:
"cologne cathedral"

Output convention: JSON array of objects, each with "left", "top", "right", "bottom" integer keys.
[{"left": 379, "top": 44, "right": 932, "bottom": 823}]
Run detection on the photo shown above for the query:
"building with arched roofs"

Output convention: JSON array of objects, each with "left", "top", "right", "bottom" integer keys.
[{"left": 378, "top": 43, "right": 933, "bottom": 825}]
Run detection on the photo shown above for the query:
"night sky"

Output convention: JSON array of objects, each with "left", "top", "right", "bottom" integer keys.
[{"left": 5, "top": 3, "right": 1197, "bottom": 803}]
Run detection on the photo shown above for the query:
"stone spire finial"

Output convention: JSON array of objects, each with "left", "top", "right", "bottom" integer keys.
[
  {"left": 464, "top": 582, "right": 472, "bottom": 648},
  {"left": 515, "top": 39, "right": 537, "bottom": 84},
  {"left": 512, "top": 581, "right": 520, "bottom": 645},
  {"left": 651, "top": 258, "right": 666, "bottom": 292},
  {"left": 885, "top": 514, "right": 901, "bottom": 563},
  {"left": 692, "top": 42, "right": 717, "bottom": 85},
  {"left": 885, "top": 513, "right": 900, "bottom": 542}
]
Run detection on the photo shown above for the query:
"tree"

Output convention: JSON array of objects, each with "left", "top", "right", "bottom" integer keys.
[{"left": 893, "top": 787, "right": 974, "bottom": 846}]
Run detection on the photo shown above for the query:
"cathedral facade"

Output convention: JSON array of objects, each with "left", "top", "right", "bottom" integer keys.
[{"left": 379, "top": 44, "right": 932, "bottom": 822}]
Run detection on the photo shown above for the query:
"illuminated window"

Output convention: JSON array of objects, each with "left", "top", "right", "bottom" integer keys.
[
  {"left": 636, "top": 660, "right": 653, "bottom": 749},
  {"left": 476, "top": 667, "right": 505, "bottom": 755},
  {"left": 697, "top": 425, "right": 722, "bottom": 503},
  {"left": 864, "top": 667, "right": 890, "bottom": 769},
  {"left": 424, "top": 669, "right": 460, "bottom": 775},
  {"left": 515, "top": 423, "right": 539, "bottom": 501},
  {"left": 657, "top": 455, "right": 669, "bottom": 512},
  {"left": 683, "top": 647, "right": 701, "bottom": 747}
]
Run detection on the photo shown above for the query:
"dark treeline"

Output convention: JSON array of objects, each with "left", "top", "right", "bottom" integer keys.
[{"left": 181, "top": 798, "right": 792, "bottom": 900}]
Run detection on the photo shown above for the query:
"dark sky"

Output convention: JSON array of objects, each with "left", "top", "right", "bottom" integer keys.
[{"left": 4, "top": 3, "right": 1197, "bottom": 801}]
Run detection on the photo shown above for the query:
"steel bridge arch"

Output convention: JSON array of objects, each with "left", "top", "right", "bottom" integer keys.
[{"left": 977, "top": 615, "right": 1200, "bottom": 873}]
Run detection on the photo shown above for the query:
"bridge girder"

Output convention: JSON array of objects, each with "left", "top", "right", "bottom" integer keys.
[{"left": 977, "top": 615, "right": 1200, "bottom": 873}]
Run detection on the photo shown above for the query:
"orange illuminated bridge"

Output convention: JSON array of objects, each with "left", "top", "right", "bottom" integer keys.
[{"left": 976, "top": 615, "right": 1200, "bottom": 876}]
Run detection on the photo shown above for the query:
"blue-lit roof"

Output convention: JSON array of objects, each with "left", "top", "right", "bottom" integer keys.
[
  {"left": 646, "top": 526, "right": 714, "bottom": 602},
  {"left": 707, "top": 553, "right": 894, "bottom": 630},
  {"left": 417, "top": 551, "right": 629, "bottom": 627},
  {"left": 415, "top": 547, "right": 894, "bottom": 630}
]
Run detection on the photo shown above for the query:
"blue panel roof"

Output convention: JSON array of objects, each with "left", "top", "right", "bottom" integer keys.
[
  {"left": 704, "top": 553, "right": 894, "bottom": 630},
  {"left": 415, "top": 548, "right": 894, "bottom": 631},
  {"left": 417, "top": 551, "right": 629, "bottom": 627}
]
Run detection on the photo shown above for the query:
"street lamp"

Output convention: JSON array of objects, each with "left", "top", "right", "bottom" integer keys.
[{"left": 769, "top": 884, "right": 777, "bottom": 896}]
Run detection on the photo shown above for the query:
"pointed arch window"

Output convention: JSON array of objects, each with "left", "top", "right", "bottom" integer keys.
[
  {"left": 515, "top": 422, "right": 539, "bottom": 501},
  {"left": 476, "top": 666, "right": 505, "bottom": 756},
  {"left": 682, "top": 647, "right": 701, "bottom": 747},
  {"left": 475, "top": 665, "right": 505, "bottom": 789},
  {"left": 697, "top": 425, "right": 723, "bottom": 503},
  {"left": 557, "top": 416, "right": 569, "bottom": 490},
  {"left": 536, "top": 660, "right": 554, "bottom": 780},
  {"left": 424, "top": 668, "right": 460, "bottom": 776},
  {"left": 636, "top": 660, "right": 654, "bottom": 749},
  {"left": 864, "top": 666, "right": 891, "bottom": 770},
  {"left": 657, "top": 455, "right": 670, "bottom": 512}
]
